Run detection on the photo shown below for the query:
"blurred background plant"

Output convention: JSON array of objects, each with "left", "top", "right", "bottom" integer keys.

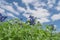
[
  {"left": 0, "top": 19, "right": 60, "bottom": 40},
  {"left": 0, "top": 14, "right": 60, "bottom": 40}
]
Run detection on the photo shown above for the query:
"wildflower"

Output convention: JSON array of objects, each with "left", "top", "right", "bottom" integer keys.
[{"left": 29, "top": 15, "right": 35, "bottom": 25}]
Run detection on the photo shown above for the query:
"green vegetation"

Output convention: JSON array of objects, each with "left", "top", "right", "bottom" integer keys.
[{"left": 0, "top": 19, "right": 60, "bottom": 40}]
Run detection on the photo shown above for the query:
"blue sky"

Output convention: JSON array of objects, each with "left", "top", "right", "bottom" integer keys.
[{"left": 0, "top": 0, "right": 60, "bottom": 32}]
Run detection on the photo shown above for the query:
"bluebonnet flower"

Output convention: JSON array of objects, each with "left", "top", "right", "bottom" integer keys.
[
  {"left": 29, "top": 15, "right": 35, "bottom": 25},
  {"left": 0, "top": 13, "right": 7, "bottom": 22}
]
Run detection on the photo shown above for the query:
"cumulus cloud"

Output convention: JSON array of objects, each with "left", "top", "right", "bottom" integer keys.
[
  {"left": 36, "top": 18, "right": 50, "bottom": 23},
  {"left": 0, "top": 1, "right": 27, "bottom": 17},
  {"left": 7, "top": 13, "right": 15, "bottom": 17},
  {"left": 47, "top": 0, "right": 56, "bottom": 8},
  {"left": 0, "top": 1, "right": 20, "bottom": 18},
  {"left": 55, "top": 1, "right": 60, "bottom": 11},
  {"left": 13, "top": 2, "right": 26, "bottom": 12},
  {"left": 56, "top": 6, "right": 60, "bottom": 11},
  {"left": 22, "top": 0, "right": 56, "bottom": 10},
  {"left": 1, "top": 4, "right": 19, "bottom": 15},
  {"left": 23, "top": 13, "right": 30, "bottom": 18},
  {"left": 33, "top": 1, "right": 46, "bottom": 9},
  {"left": 22, "top": 0, "right": 34, "bottom": 4},
  {"left": 32, "top": 8, "right": 50, "bottom": 18},
  {"left": 21, "top": 3, "right": 50, "bottom": 19},
  {"left": 0, "top": 8, "right": 5, "bottom": 13},
  {"left": 51, "top": 13, "right": 60, "bottom": 21},
  {"left": 22, "top": 6, "right": 50, "bottom": 23}
]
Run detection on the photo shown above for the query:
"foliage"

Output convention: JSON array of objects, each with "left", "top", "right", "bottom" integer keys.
[{"left": 0, "top": 19, "right": 60, "bottom": 40}]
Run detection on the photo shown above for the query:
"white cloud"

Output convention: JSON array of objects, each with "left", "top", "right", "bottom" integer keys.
[
  {"left": 22, "top": 0, "right": 56, "bottom": 9},
  {"left": 55, "top": 1, "right": 60, "bottom": 11},
  {"left": 22, "top": 0, "right": 34, "bottom": 4},
  {"left": 0, "top": 0, "right": 9, "bottom": 5},
  {"left": 47, "top": 0, "right": 56, "bottom": 4},
  {"left": 23, "top": 13, "right": 30, "bottom": 18},
  {"left": 47, "top": 0, "right": 56, "bottom": 8},
  {"left": 36, "top": 18, "right": 50, "bottom": 23},
  {"left": 13, "top": 2, "right": 26, "bottom": 12},
  {"left": 7, "top": 13, "right": 15, "bottom": 17},
  {"left": 56, "top": 6, "right": 60, "bottom": 11},
  {"left": 0, "top": 8, "right": 5, "bottom": 13},
  {"left": 23, "top": 8, "right": 50, "bottom": 19},
  {"left": 32, "top": 8, "right": 50, "bottom": 18},
  {"left": 13, "top": 2, "right": 18, "bottom": 6},
  {"left": 7, "top": 13, "right": 18, "bottom": 18},
  {"left": 51, "top": 13, "right": 60, "bottom": 21},
  {"left": 33, "top": 2, "right": 46, "bottom": 9},
  {"left": 22, "top": 0, "right": 47, "bottom": 10},
  {"left": 22, "top": 0, "right": 56, "bottom": 10},
  {"left": 0, "top": 1, "right": 19, "bottom": 15},
  {"left": 1, "top": 5, "right": 19, "bottom": 15}
]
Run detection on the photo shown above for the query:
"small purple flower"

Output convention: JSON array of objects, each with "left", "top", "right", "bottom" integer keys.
[{"left": 29, "top": 15, "right": 35, "bottom": 25}]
